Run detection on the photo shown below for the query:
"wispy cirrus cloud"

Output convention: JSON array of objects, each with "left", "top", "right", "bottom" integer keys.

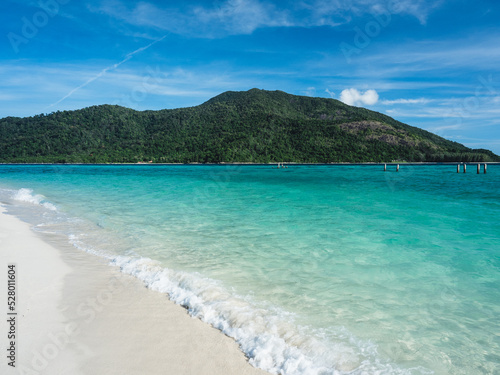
[
  {"left": 46, "top": 35, "right": 168, "bottom": 109},
  {"left": 0, "top": 61, "right": 269, "bottom": 116},
  {"left": 384, "top": 96, "right": 500, "bottom": 120},
  {"left": 90, "top": 0, "right": 444, "bottom": 38},
  {"left": 379, "top": 0, "right": 445, "bottom": 24},
  {"left": 381, "top": 98, "right": 431, "bottom": 105},
  {"left": 362, "top": 34, "right": 500, "bottom": 74},
  {"left": 90, "top": 0, "right": 293, "bottom": 37},
  {"left": 303, "top": 0, "right": 444, "bottom": 25}
]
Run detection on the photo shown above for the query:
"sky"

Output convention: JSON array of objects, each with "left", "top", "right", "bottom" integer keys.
[{"left": 1, "top": 0, "right": 500, "bottom": 154}]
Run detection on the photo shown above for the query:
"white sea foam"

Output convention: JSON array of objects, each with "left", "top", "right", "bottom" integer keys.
[
  {"left": 68, "top": 233, "right": 114, "bottom": 259},
  {"left": 12, "top": 188, "right": 57, "bottom": 211},
  {"left": 110, "top": 255, "right": 432, "bottom": 375}
]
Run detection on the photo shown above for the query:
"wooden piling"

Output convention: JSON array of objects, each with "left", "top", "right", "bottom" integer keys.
[
  {"left": 477, "top": 164, "right": 480, "bottom": 174},
  {"left": 484, "top": 164, "right": 487, "bottom": 174},
  {"left": 384, "top": 164, "right": 387, "bottom": 171},
  {"left": 464, "top": 164, "right": 466, "bottom": 173},
  {"left": 457, "top": 164, "right": 460, "bottom": 173},
  {"left": 396, "top": 164, "right": 399, "bottom": 172}
]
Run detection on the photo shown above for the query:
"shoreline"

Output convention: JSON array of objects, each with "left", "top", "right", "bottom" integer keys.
[
  {"left": 1, "top": 162, "right": 500, "bottom": 166},
  {"left": 0, "top": 206, "right": 268, "bottom": 375}
]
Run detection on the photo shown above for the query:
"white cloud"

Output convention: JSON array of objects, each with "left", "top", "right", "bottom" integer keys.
[
  {"left": 93, "top": 0, "right": 293, "bottom": 37},
  {"left": 305, "top": 0, "right": 443, "bottom": 25},
  {"left": 429, "top": 124, "right": 463, "bottom": 132},
  {"left": 381, "top": 98, "right": 431, "bottom": 105},
  {"left": 91, "top": 0, "right": 444, "bottom": 38},
  {"left": 304, "top": 87, "right": 316, "bottom": 96},
  {"left": 382, "top": 0, "right": 444, "bottom": 25},
  {"left": 340, "top": 88, "right": 379, "bottom": 106},
  {"left": 193, "top": 0, "right": 292, "bottom": 35},
  {"left": 363, "top": 35, "right": 500, "bottom": 73},
  {"left": 0, "top": 61, "right": 268, "bottom": 117},
  {"left": 0, "top": 94, "right": 17, "bottom": 101}
]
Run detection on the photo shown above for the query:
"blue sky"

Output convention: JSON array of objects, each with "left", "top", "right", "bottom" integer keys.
[{"left": 2, "top": 0, "right": 500, "bottom": 153}]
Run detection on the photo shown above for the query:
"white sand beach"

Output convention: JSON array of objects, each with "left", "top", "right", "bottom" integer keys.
[{"left": 0, "top": 206, "right": 268, "bottom": 375}]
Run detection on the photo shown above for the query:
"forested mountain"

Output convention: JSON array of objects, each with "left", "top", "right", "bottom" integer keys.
[{"left": 0, "top": 89, "right": 498, "bottom": 163}]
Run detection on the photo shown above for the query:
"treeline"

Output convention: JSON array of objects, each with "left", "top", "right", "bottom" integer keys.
[{"left": 0, "top": 89, "right": 498, "bottom": 163}]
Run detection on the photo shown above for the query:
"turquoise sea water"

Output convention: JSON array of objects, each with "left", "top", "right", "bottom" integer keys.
[{"left": 0, "top": 164, "right": 499, "bottom": 374}]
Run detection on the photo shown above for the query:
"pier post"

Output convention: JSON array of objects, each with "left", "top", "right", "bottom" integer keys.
[
  {"left": 384, "top": 164, "right": 387, "bottom": 171},
  {"left": 484, "top": 164, "right": 487, "bottom": 174},
  {"left": 477, "top": 164, "right": 480, "bottom": 174},
  {"left": 464, "top": 164, "right": 466, "bottom": 173},
  {"left": 457, "top": 164, "right": 460, "bottom": 173},
  {"left": 396, "top": 164, "right": 399, "bottom": 172}
]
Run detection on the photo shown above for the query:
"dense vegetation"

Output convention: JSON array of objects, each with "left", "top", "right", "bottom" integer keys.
[{"left": 0, "top": 89, "right": 498, "bottom": 163}]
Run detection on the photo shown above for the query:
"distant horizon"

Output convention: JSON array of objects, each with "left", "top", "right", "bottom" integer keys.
[
  {"left": 2, "top": 162, "right": 500, "bottom": 166},
  {"left": 2, "top": 0, "right": 500, "bottom": 154}
]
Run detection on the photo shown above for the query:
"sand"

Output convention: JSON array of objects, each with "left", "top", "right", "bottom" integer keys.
[{"left": 0, "top": 206, "right": 269, "bottom": 375}]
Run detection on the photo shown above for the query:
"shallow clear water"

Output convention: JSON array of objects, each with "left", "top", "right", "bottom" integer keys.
[{"left": 1, "top": 164, "right": 499, "bottom": 374}]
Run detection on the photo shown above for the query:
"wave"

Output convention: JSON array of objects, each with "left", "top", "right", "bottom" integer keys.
[
  {"left": 12, "top": 188, "right": 57, "bottom": 211},
  {"left": 109, "top": 256, "right": 432, "bottom": 375}
]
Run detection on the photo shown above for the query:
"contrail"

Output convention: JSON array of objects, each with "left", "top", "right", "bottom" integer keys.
[{"left": 46, "top": 35, "right": 167, "bottom": 110}]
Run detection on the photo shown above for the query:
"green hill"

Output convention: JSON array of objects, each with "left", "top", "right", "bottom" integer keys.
[{"left": 0, "top": 88, "right": 498, "bottom": 163}]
